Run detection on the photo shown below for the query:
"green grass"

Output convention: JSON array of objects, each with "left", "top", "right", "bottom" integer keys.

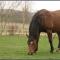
[{"left": 0, "top": 35, "right": 59, "bottom": 59}]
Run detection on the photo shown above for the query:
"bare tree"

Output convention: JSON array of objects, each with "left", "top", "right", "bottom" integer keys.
[
  {"left": 22, "top": 1, "right": 32, "bottom": 35},
  {"left": 0, "top": 1, "right": 22, "bottom": 35},
  {"left": 6, "top": 1, "right": 22, "bottom": 35},
  {"left": 0, "top": 1, "right": 6, "bottom": 35}
]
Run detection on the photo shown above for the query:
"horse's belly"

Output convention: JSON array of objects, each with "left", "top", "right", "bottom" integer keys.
[
  {"left": 53, "top": 19, "right": 60, "bottom": 32},
  {"left": 53, "top": 27, "right": 60, "bottom": 32}
]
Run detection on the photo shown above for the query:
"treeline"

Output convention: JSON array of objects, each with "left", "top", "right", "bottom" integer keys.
[{"left": 0, "top": 9, "right": 34, "bottom": 24}]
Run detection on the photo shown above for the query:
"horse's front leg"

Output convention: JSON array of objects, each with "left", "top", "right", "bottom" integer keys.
[
  {"left": 47, "top": 30, "right": 54, "bottom": 53},
  {"left": 56, "top": 33, "right": 60, "bottom": 52},
  {"left": 34, "top": 33, "right": 40, "bottom": 53}
]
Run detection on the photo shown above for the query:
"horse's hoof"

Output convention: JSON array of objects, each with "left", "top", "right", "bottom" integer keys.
[
  {"left": 50, "top": 50, "right": 53, "bottom": 53},
  {"left": 50, "top": 51, "right": 53, "bottom": 53}
]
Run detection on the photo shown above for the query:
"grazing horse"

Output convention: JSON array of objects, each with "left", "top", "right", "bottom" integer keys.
[{"left": 27, "top": 9, "right": 60, "bottom": 55}]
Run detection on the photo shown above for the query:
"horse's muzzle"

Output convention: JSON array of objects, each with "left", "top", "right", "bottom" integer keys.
[
  {"left": 28, "top": 52, "right": 33, "bottom": 55},
  {"left": 28, "top": 51, "right": 36, "bottom": 55}
]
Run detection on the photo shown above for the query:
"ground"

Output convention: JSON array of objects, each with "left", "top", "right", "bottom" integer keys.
[{"left": 0, "top": 35, "right": 59, "bottom": 59}]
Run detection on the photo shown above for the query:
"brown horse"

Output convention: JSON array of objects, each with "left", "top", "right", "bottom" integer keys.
[{"left": 27, "top": 9, "right": 60, "bottom": 55}]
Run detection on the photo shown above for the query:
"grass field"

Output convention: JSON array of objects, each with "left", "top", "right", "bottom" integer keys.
[{"left": 0, "top": 35, "right": 60, "bottom": 59}]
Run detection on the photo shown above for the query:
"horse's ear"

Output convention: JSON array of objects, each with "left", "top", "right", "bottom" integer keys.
[{"left": 26, "top": 34, "right": 29, "bottom": 38}]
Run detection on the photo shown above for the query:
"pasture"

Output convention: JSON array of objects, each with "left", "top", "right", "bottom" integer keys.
[{"left": 0, "top": 35, "right": 60, "bottom": 59}]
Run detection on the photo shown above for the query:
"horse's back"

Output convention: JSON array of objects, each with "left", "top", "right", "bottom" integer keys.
[{"left": 38, "top": 9, "right": 60, "bottom": 32}]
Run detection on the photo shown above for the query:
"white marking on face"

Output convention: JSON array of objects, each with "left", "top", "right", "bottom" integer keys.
[{"left": 30, "top": 41, "right": 33, "bottom": 45}]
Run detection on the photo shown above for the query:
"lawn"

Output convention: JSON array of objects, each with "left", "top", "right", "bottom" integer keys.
[{"left": 0, "top": 35, "right": 60, "bottom": 59}]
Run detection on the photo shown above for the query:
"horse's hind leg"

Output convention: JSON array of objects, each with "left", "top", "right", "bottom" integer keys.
[
  {"left": 47, "top": 30, "right": 54, "bottom": 53},
  {"left": 56, "top": 33, "right": 60, "bottom": 52}
]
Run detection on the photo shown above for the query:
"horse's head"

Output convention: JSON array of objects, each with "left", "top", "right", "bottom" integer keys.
[
  {"left": 26, "top": 10, "right": 41, "bottom": 55},
  {"left": 27, "top": 34, "right": 38, "bottom": 55}
]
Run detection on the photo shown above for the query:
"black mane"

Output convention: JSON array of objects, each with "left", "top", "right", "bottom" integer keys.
[{"left": 29, "top": 11, "right": 40, "bottom": 42}]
